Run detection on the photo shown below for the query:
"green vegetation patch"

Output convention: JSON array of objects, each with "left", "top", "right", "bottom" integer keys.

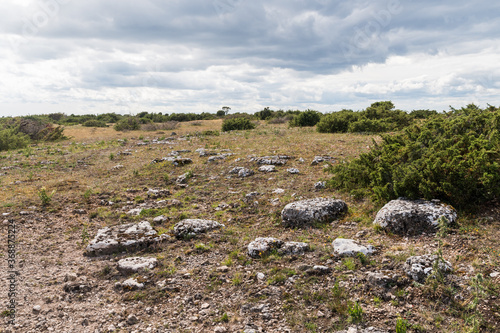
[{"left": 328, "top": 104, "right": 500, "bottom": 209}]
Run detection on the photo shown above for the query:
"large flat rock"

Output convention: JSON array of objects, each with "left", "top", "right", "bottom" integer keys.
[
  {"left": 373, "top": 198, "right": 457, "bottom": 235},
  {"left": 86, "top": 221, "right": 169, "bottom": 256},
  {"left": 281, "top": 198, "right": 348, "bottom": 227},
  {"left": 173, "top": 219, "right": 224, "bottom": 238}
]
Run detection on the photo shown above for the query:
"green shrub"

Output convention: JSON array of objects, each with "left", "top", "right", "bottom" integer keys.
[
  {"left": 317, "top": 101, "right": 412, "bottom": 134},
  {"left": 114, "top": 117, "right": 140, "bottom": 131},
  {"left": 221, "top": 117, "right": 256, "bottom": 131},
  {"left": 289, "top": 109, "right": 322, "bottom": 127},
  {"left": 82, "top": 119, "right": 108, "bottom": 127},
  {"left": 327, "top": 104, "right": 500, "bottom": 209},
  {"left": 0, "top": 128, "right": 30, "bottom": 151},
  {"left": 316, "top": 110, "right": 358, "bottom": 133}
]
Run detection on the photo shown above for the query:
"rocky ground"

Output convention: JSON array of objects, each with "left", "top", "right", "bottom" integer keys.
[{"left": 0, "top": 120, "right": 499, "bottom": 332}]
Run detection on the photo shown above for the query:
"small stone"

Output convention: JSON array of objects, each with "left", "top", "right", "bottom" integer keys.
[
  {"left": 287, "top": 168, "right": 300, "bottom": 174},
  {"left": 33, "top": 305, "right": 41, "bottom": 314},
  {"left": 201, "top": 302, "right": 210, "bottom": 309},
  {"left": 490, "top": 272, "right": 499, "bottom": 278},
  {"left": 214, "top": 326, "right": 227, "bottom": 333},
  {"left": 256, "top": 272, "right": 265, "bottom": 280},
  {"left": 126, "top": 314, "right": 138, "bottom": 325},
  {"left": 217, "top": 265, "right": 229, "bottom": 272},
  {"left": 332, "top": 238, "right": 375, "bottom": 257}
]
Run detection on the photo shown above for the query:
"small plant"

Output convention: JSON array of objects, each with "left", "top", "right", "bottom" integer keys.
[
  {"left": 348, "top": 302, "right": 363, "bottom": 323},
  {"left": 304, "top": 322, "right": 318, "bottom": 332},
  {"left": 218, "top": 312, "right": 229, "bottom": 323},
  {"left": 231, "top": 273, "right": 243, "bottom": 286},
  {"left": 342, "top": 258, "right": 356, "bottom": 271},
  {"left": 109, "top": 153, "right": 115, "bottom": 160},
  {"left": 83, "top": 189, "right": 93, "bottom": 202},
  {"left": 395, "top": 317, "right": 408, "bottom": 333},
  {"left": 38, "top": 187, "right": 55, "bottom": 206},
  {"left": 133, "top": 169, "right": 139, "bottom": 177},
  {"left": 194, "top": 243, "right": 210, "bottom": 253},
  {"left": 356, "top": 252, "right": 370, "bottom": 265},
  {"left": 436, "top": 216, "right": 450, "bottom": 238},
  {"left": 81, "top": 224, "right": 90, "bottom": 245}
]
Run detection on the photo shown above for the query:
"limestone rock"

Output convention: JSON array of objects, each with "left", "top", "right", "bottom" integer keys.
[
  {"left": 115, "top": 278, "right": 145, "bottom": 290},
  {"left": 314, "top": 181, "right": 326, "bottom": 190},
  {"left": 172, "top": 158, "right": 192, "bottom": 166},
  {"left": 173, "top": 219, "right": 224, "bottom": 238},
  {"left": 281, "top": 198, "right": 348, "bottom": 228},
  {"left": 247, "top": 237, "right": 283, "bottom": 258},
  {"left": 404, "top": 254, "right": 453, "bottom": 282},
  {"left": 332, "top": 238, "right": 375, "bottom": 257},
  {"left": 117, "top": 257, "right": 158, "bottom": 275},
  {"left": 373, "top": 198, "right": 457, "bottom": 235},
  {"left": 278, "top": 241, "right": 310, "bottom": 256},
  {"left": 247, "top": 238, "right": 309, "bottom": 258},
  {"left": 258, "top": 165, "right": 276, "bottom": 172},
  {"left": 311, "top": 156, "right": 334, "bottom": 165},
  {"left": 287, "top": 168, "right": 300, "bottom": 174},
  {"left": 86, "top": 221, "right": 169, "bottom": 256}
]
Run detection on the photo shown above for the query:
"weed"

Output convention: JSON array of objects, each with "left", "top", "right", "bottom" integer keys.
[
  {"left": 232, "top": 273, "right": 243, "bottom": 286},
  {"left": 348, "top": 302, "right": 363, "bottom": 323},
  {"left": 304, "top": 322, "right": 318, "bottom": 332},
  {"left": 109, "top": 153, "right": 115, "bottom": 160},
  {"left": 218, "top": 312, "right": 229, "bottom": 323},
  {"left": 395, "top": 317, "right": 408, "bottom": 333},
  {"left": 38, "top": 187, "right": 55, "bottom": 206},
  {"left": 81, "top": 224, "right": 91, "bottom": 245}
]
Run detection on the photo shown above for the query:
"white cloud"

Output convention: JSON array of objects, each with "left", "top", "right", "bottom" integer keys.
[{"left": 0, "top": 0, "right": 499, "bottom": 116}]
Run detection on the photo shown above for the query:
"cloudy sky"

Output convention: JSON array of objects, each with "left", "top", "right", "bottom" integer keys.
[{"left": 1, "top": 0, "right": 499, "bottom": 116}]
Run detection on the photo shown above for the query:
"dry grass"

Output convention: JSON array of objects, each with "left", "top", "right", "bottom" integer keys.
[{"left": 0, "top": 119, "right": 498, "bottom": 332}]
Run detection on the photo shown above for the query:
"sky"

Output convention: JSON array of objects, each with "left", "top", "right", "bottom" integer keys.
[{"left": 1, "top": 0, "right": 499, "bottom": 116}]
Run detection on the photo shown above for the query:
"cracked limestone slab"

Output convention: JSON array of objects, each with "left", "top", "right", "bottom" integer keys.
[{"left": 85, "top": 221, "right": 169, "bottom": 256}]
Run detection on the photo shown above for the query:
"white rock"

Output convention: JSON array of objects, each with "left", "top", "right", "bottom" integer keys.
[
  {"left": 247, "top": 237, "right": 283, "bottom": 258},
  {"left": 333, "top": 238, "right": 375, "bottom": 257},
  {"left": 173, "top": 219, "right": 224, "bottom": 238},
  {"left": 86, "top": 221, "right": 169, "bottom": 255},
  {"left": 117, "top": 257, "right": 158, "bottom": 275},
  {"left": 287, "top": 168, "right": 300, "bottom": 174},
  {"left": 258, "top": 165, "right": 276, "bottom": 172},
  {"left": 127, "top": 208, "right": 142, "bottom": 216},
  {"left": 403, "top": 254, "right": 453, "bottom": 282}
]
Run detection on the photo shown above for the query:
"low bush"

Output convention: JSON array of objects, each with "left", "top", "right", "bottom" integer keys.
[
  {"left": 0, "top": 128, "right": 30, "bottom": 151},
  {"left": 114, "top": 117, "right": 140, "bottom": 131},
  {"left": 82, "top": 120, "right": 108, "bottom": 127},
  {"left": 141, "top": 121, "right": 179, "bottom": 131},
  {"left": 289, "top": 109, "right": 322, "bottom": 127},
  {"left": 222, "top": 117, "right": 256, "bottom": 131},
  {"left": 317, "top": 101, "right": 412, "bottom": 133},
  {"left": 327, "top": 104, "right": 500, "bottom": 209},
  {"left": 317, "top": 110, "right": 359, "bottom": 133}
]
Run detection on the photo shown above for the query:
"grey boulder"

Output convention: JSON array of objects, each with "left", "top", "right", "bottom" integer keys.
[
  {"left": 281, "top": 198, "right": 348, "bottom": 227},
  {"left": 373, "top": 198, "right": 457, "bottom": 235}
]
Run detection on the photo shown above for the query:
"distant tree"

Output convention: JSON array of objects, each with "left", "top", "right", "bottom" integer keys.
[
  {"left": 216, "top": 110, "right": 226, "bottom": 117},
  {"left": 222, "top": 106, "right": 231, "bottom": 115}
]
